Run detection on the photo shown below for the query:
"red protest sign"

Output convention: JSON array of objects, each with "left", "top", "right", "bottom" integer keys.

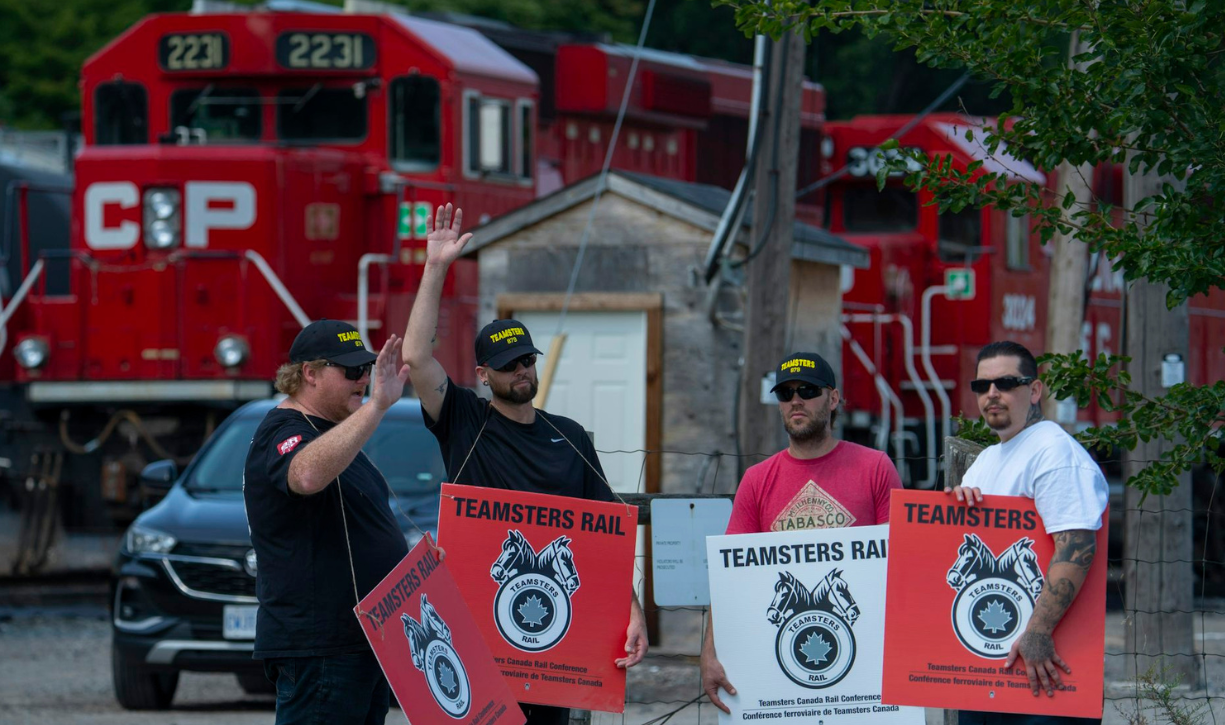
[
  {"left": 437, "top": 483, "right": 637, "bottom": 712},
  {"left": 356, "top": 535, "right": 525, "bottom": 725},
  {"left": 882, "top": 489, "right": 1107, "bottom": 719}
]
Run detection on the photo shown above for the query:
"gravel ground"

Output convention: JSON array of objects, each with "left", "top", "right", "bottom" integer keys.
[{"left": 2, "top": 603, "right": 1223, "bottom": 725}]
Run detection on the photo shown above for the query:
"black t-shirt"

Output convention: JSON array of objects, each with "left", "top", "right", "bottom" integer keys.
[
  {"left": 424, "top": 379, "right": 614, "bottom": 502},
  {"left": 243, "top": 407, "right": 409, "bottom": 659}
]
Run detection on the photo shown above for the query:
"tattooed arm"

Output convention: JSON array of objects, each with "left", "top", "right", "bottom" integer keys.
[
  {"left": 1006, "top": 528, "right": 1096, "bottom": 697},
  {"left": 403, "top": 204, "right": 471, "bottom": 421}
]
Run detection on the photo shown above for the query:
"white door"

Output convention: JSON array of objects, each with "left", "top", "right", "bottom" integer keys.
[{"left": 516, "top": 310, "right": 647, "bottom": 494}]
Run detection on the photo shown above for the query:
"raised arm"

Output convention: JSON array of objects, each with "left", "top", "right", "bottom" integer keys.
[
  {"left": 402, "top": 204, "right": 473, "bottom": 421},
  {"left": 1005, "top": 528, "right": 1096, "bottom": 697}
]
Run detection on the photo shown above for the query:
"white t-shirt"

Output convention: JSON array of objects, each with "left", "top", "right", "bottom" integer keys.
[{"left": 961, "top": 420, "right": 1108, "bottom": 533}]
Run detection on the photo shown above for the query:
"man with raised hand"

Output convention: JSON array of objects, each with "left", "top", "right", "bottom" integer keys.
[
  {"left": 948, "top": 340, "right": 1107, "bottom": 725},
  {"left": 401, "top": 204, "right": 647, "bottom": 725},
  {"left": 701, "top": 351, "right": 903, "bottom": 713},
  {"left": 245, "top": 320, "right": 411, "bottom": 725}
]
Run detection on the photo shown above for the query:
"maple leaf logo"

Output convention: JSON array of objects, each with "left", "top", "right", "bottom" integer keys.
[
  {"left": 437, "top": 660, "right": 458, "bottom": 695},
  {"left": 977, "top": 600, "right": 1013, "bottom": 634},
  {"left": 518, "top": 595, "right": 549, "bottom": 627},
  {"left": 799, "top": 631, "right": 833, "bottom": 666}
]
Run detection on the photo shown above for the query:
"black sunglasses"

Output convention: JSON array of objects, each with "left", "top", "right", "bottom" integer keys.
[
  {"left": 324, "top": 361, "right": 373, "bottom": 381},
  {"left": 774, "top": 384, "right": 825, "bottom": 403},
  {"left": 494, "top": 354, "right": 537, "bottom": 374},
  {"left": 969, "top": 376, "right": 1034, "bottom": 394}
]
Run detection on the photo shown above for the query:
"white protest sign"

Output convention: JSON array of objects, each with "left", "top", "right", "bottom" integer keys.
[{"left": 707, "top": 525, "right": 923, "bottom": 725}]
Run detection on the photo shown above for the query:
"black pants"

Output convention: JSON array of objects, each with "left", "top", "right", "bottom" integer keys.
[
  {"left": 522, "top": 703, "right": 570, "bottom": 725},
  {"left": 958, "top": 711, "right": 1101, "bottom": 725}
]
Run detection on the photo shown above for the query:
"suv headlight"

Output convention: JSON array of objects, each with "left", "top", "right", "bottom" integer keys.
[
  {"left": 14, "top": 337, "right": 49, "bottom": 369},
  {"left": 214, "top": 336, "right": 250, "bottom": 368},
  {"left": 125, "top": 525, "right": 177, "bottom": 555},
  {"left": 143, "top": 188, "right": 181, "bottom": 250}
]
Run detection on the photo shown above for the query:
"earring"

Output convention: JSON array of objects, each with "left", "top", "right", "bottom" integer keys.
[{"left": 482, "top": 380, "right": 489, "bottom": 386}]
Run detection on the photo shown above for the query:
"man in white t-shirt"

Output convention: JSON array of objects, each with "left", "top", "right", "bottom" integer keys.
[{"left": 948, "top": 341, "right": 1108, "bottom": 725}]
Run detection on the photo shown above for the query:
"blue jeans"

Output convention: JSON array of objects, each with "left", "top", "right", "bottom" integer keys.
[
  {"left": 264, "top": 651, "right": 390, "bottom": 725},
  {"left": 958, "top": 711, "right": 1101, "bottom": 725}
]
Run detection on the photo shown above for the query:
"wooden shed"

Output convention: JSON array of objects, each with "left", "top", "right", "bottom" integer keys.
[{"left": 465, "top": 170, "right": 869, "bottom": 498}]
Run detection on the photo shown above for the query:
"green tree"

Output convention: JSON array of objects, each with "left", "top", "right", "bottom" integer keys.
[{"left": 715, "top": 0, "right": 1225, "bottom": 496}]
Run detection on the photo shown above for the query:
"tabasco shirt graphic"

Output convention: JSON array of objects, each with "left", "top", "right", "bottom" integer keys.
[
  {"left": 489, "top": 530, "right": 580, "bottom": 653},
  {"left": 946, "top": 534, "right": 1044, "bottom": 658},
  {"left": 772, "top": 481, "right": 857, "bottom": 531}
]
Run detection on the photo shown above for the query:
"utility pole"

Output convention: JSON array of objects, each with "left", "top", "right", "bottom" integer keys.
[
  {"left": 738, "top": 28, "right": 806, "bottom": 474},
  {"left": 1044, "top": 31, "right": 1092, "bottom": 428},
  {"left": 1122, "top": 163, "right": 1198, "bottom": 686}
]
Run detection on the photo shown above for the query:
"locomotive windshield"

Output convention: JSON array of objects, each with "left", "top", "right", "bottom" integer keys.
[
  {"left": 277, "top": 85, "right": 367, "bottom": 142},
  {"left": 170, "top": 86, "right": 261, "bottom": 141},
  {"left": 842, "top": 185, "right": 917, "bottom": 233}
]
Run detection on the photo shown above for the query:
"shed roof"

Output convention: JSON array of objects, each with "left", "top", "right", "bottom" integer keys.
[{"left": 466, "top": 170, "right": 869, "bottom": 269}]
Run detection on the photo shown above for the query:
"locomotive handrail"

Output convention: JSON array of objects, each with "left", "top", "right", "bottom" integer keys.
[
  {"left": 841, "top": 323, "right": 905, "bottom": 475},
  {"left": 357, "top": 253, "right": 392, "bottom": 346},
  {"left": 242, "top": 250, "right": 311, "bottom": 328},
  {"left": 844, "top": 311, "right": 937, "bottom": 488},
  {"left": 920, "top": 285, "right": 954, "bottom": 468},
  {"left": 0, "top": 258, "right": 46, "bottom": 356}
]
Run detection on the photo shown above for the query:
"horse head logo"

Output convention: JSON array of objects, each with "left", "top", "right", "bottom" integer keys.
[
  {"left": 536, "top": 536, "right": 580, "bottom": 596},
  {"left": 767, "top": 571, "right": 812, "bottom": 625},
  {"left": 999, "top": 538, "right": 1044, "bottom": 599},
  {"left": 490, "top": 529, "right": 534, "bottom": 584},
  {"left": 947, "top": 533, "right": 995, "bottom": 590},
  {"left": 814, "top": 568, "right": 859, "bottom": 626}
]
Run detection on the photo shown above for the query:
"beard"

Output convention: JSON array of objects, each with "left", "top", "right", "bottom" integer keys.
[
  {"left": 782, "top": 402, "right": 831, "bottom": 443},
  {"left": 491, "top": 375, "right": 538, "bottom": 405}
]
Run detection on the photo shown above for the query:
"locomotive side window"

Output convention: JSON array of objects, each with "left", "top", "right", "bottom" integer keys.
[
  {"left": 278, "top": 86, "right": 367, "bottom": 142},
  {"left": 95, "top": 82, "right": 148, "bottom": 146},
  {"left": 937, "top": 206, "right": 983, "bottom": 262},
  {"left": 517, "top": 100, "right": 533, "bottom": 181},
  {"left": 170, "top": 88, "right": 260, "bottom": 142},
  {"left": 842, "top": 185, "right": 917, "bottom": 232},
  {"left": 388, "top": 76, "right": 440, "bottom": 170},
  {"left": 1006, "top": 212, "right": 1030, "bottom": 270},
  {"left": 464, "top": 92, "right": 512, "bottom": 177}
]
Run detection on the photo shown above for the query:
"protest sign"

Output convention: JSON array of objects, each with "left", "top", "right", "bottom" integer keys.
[
  {"left": 882, "top": 489, "right": 1107, "bottom": 719},
  {"left": 707, "top": 525, "right": 924, "bottom": 725},
  {"left": 437, "top": 483, "right": 637, "bottom": 712},
  {"left": 356, "top": 535, "right": 524, "bottom": 725}
]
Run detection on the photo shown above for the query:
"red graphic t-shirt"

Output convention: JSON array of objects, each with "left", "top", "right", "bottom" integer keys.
[{"left": 725, "top": 441, "right": 902, "bottom": 535}]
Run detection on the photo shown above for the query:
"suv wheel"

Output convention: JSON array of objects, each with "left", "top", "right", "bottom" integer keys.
[{"left": 112, "top": 641, "right": 179, "bottom": 710}]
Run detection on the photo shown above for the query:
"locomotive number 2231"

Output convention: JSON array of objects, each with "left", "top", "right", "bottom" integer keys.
[
  {"left": 158, "top": 34, "right": 229, "bottom": 71},
  {"left": 276, "top": 32, "right": 375, "bottom": 70}
]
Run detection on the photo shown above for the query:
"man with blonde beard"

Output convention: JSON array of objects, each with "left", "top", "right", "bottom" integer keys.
[
  {"left": 700, "top": 351, "right": 903, "bottom": 713},
  {"left": 244, "top": 320, "right": 410, "bottom": 725}
]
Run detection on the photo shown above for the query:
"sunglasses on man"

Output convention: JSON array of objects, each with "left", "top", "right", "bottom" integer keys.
[
  {"left": 493, "top": 354, "right": 537, "bottom": 373},
  {"left": 774, "top": 384, "right": 826, "bottom": 403},
  {"left": 324, "top": 361, "right": 374, "bottom": 381},
  {"left": 969, "top": 376, "right": 1034, "bottom": 394}
]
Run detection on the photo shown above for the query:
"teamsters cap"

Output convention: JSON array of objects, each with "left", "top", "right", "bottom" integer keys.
[
  {"left": 476, "top": 319, "right": 543, "bottom": 369},
  {"left": 771, "top": 351, "right": 837, "bottom": 391},
  {"left": 289, "top": 319, "right": 378, "bottom": 367}
]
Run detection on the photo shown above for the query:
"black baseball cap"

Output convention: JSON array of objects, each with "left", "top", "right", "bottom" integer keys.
[
  {"left": 289, "top": 319, "right": 378, "bottom": 367},
  {"left": 475, "top": 319, "right": 543, "bottom": 369},
  {"left": 771, "top": 352, "right": 837, "bottom": 391}
]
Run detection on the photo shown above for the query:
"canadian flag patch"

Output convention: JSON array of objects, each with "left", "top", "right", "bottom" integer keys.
[{"left": 277, "top": 435, "right": 303, "bottom": 455}]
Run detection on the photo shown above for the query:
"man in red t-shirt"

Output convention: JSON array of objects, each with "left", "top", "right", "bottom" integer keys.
[{"left": 699, "top": 351, "right": 903, "bottom": 712}]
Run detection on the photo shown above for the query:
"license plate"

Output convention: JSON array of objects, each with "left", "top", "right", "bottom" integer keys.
[{"left": 223, "top": 605, "right": 258, "bottom": 640}]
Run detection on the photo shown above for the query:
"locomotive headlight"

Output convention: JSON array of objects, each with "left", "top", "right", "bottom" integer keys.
[
  {"left": 143, "top": 188, "right": 181, "bottom": 249},
  {"left": 13, "top": 337, "right": 49, "bottom": 370},
  {"left": 214, "top": 336, "right": 249, "bottom": 368}
]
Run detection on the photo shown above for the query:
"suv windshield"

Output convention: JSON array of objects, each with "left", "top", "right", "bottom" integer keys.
[{"left": 186, "top": 411, "right": 443, "bottom": 495}]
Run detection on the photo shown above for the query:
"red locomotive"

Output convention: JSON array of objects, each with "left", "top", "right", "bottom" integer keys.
[
  {"left": 823, "top": 113, "right": 1225, "bottom": 486},
  {"left": 0, "top": 5, "right": 823, "bottom": 530}
]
